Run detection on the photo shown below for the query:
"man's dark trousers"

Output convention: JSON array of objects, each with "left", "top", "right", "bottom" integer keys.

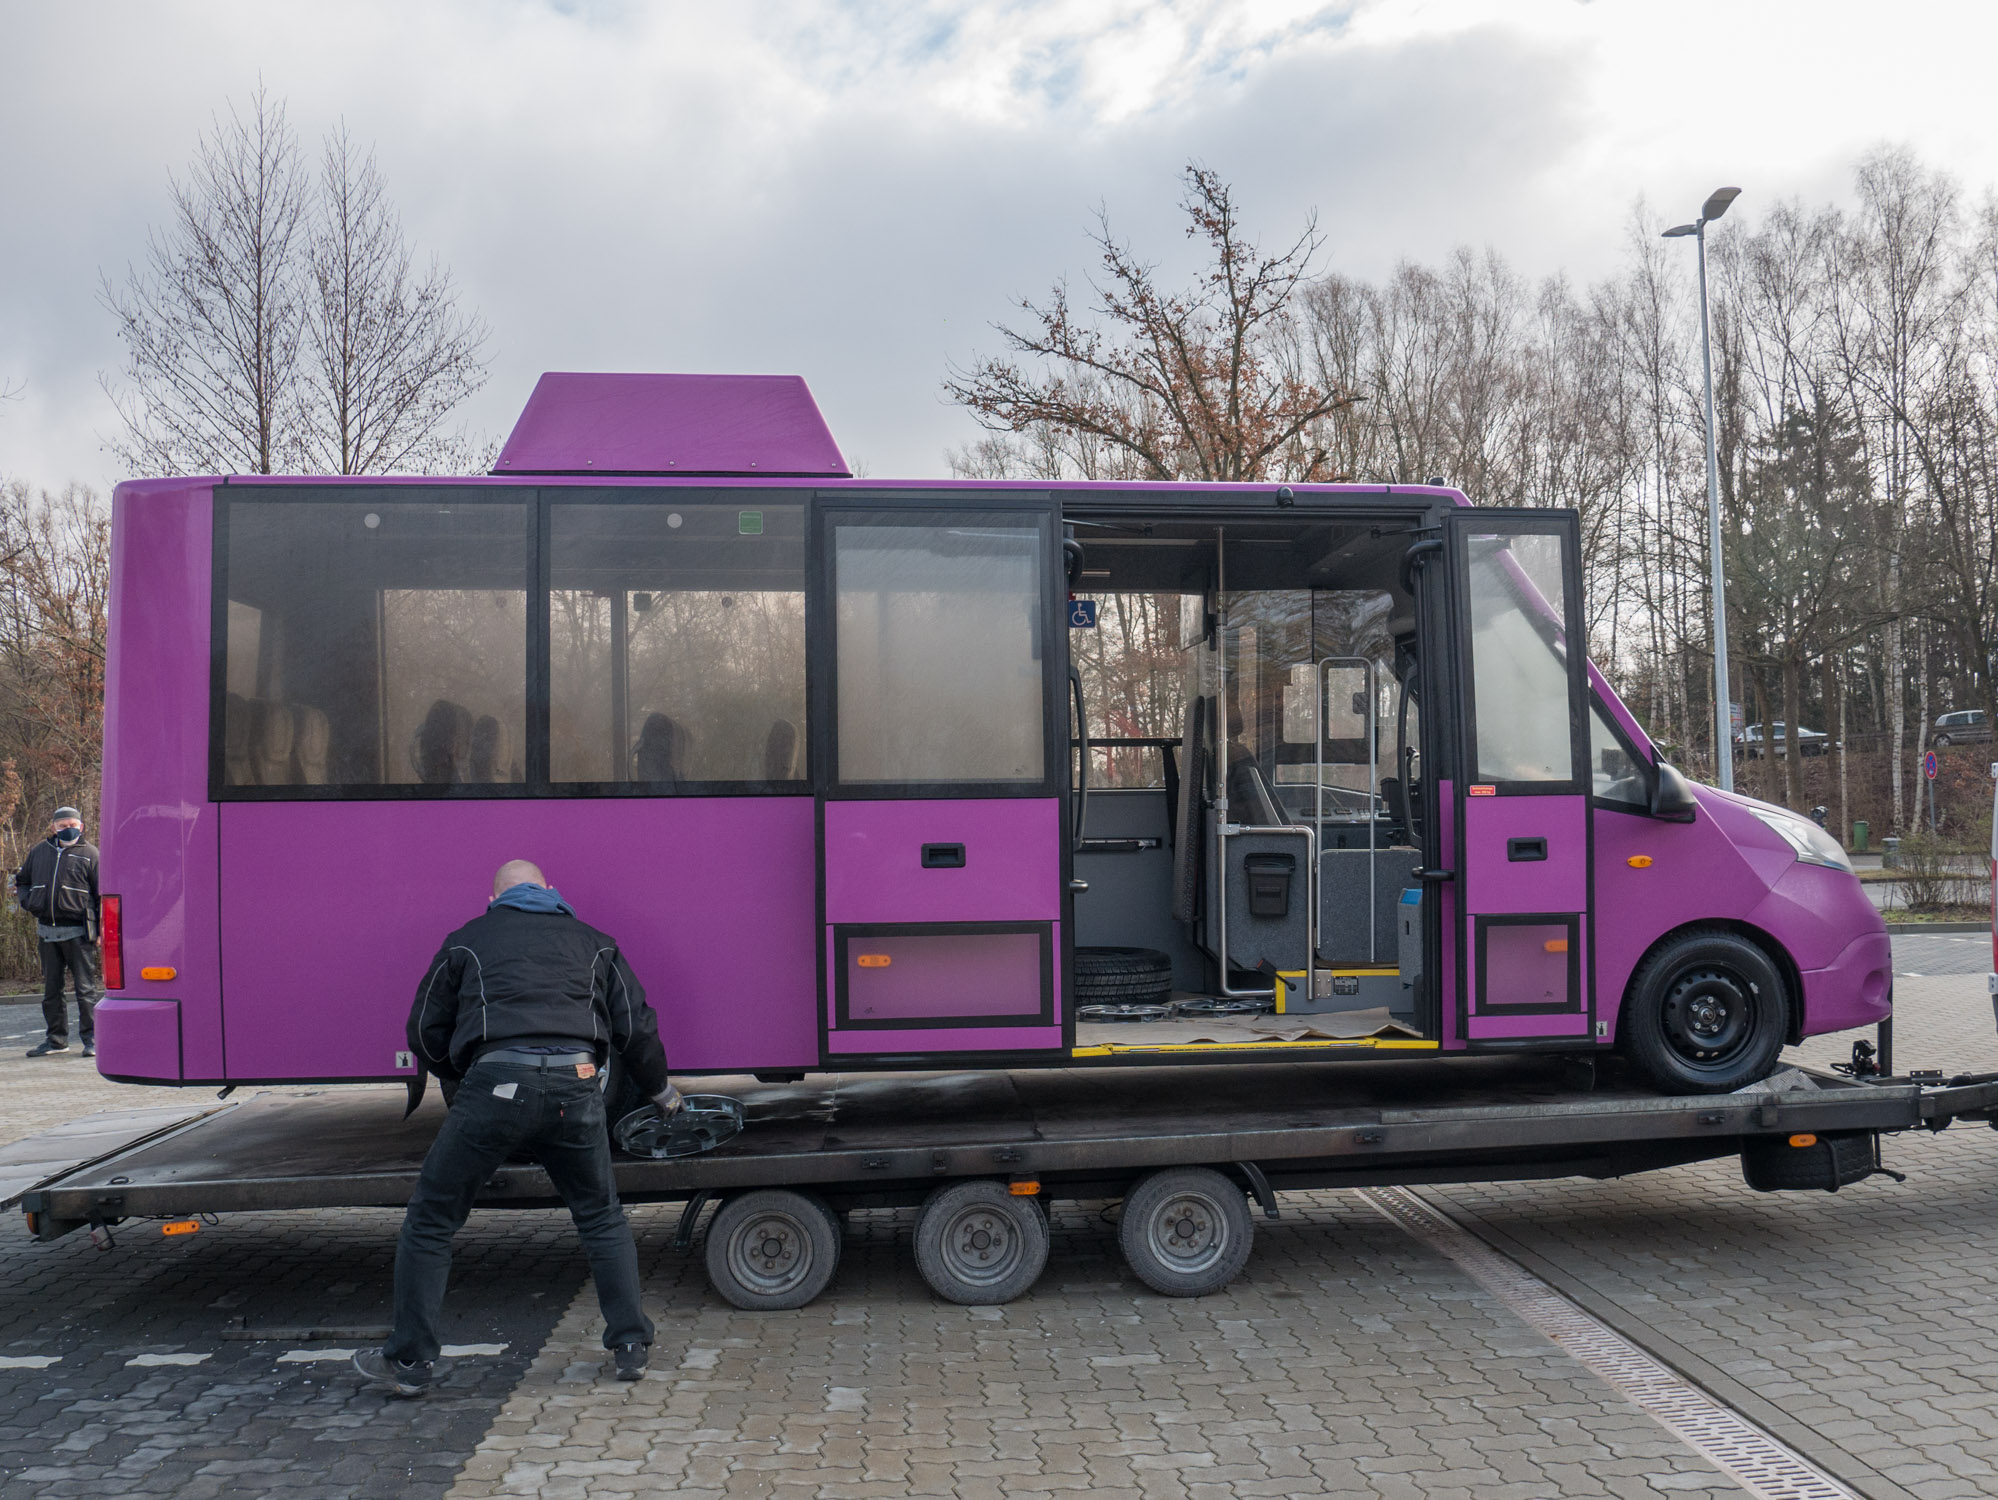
[
  {"left": 40, "top": 937, "right": 98, "bottom": 1046},
  {"left": 386, "top": 1055, "right": 652, "bottom": 1364}
]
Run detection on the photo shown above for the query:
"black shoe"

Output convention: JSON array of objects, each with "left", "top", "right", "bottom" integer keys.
[
  {"left": 81, "top": 1042, "right": 96, "bottom": 1058},
  {"left": 25, "top": 1040, "right": 69, "bottom": 1057},
  {"left": 612, "top": 1342, "right": 648, "bottom": 1381},
  {"left": 352, "top": 1347, "right": 434, "bottom": 1397}
]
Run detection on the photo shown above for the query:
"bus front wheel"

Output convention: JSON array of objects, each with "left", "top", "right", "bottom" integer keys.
[{"left": 1623, "top": 930, "right": 1788, "bottom": 1094}]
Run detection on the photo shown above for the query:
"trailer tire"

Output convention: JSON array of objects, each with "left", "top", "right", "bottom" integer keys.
[
  {"left": 1623, "top": 929, "right": 1788, "bottom": 1094},
  {"left": 914, "top": 1180, "right": 1050, "bottom": 1305},
  {"left": 703, "top": 1190, "right": 841, "bottom": 1310},
  {"left": 1117, "top": 1167, "right": 1253, "bottom": 1297}
]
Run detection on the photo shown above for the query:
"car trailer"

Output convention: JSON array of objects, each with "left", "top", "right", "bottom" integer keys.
[{"left": 18, "top": 1051, "right": 1998, "bottom": 1308}]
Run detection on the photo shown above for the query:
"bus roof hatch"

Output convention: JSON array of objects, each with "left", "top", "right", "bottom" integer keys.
[{"left": 493, "top": 372, "right": 851, "bottom": 478}]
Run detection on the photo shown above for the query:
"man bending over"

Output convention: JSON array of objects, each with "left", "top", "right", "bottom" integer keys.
[{"left": 356, "top": 859, "right": 682, "bottom": 1397}]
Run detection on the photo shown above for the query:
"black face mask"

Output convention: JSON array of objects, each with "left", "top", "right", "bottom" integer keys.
[{"left": 54, "top": 827, "right": 80, "bottom": 845}]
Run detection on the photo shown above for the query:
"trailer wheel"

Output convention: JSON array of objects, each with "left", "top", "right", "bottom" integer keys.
[
  {"left": 1117, "top": 1167, "right": 1253, "bottom": 1297},
  {"left": 913, "top": 1180, "right": 1050, "bottom": 1305},
  {"left": 1623, "top": 929, "right": 1788, "bottom": 1094},
  {"left": 703, "top": 1190, "right": 841, "bottom": 1310}
]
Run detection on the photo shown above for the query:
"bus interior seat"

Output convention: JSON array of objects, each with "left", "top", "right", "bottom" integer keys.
[
  {"left": 764, "top": 718, "right": 799, "bottom": 781},
  {"left": 414, "top": 699, "right": 473, "bottom": 784},
  {"left": 291, "top": 705, "right": 330, "bottom": 785},
  {"left": 250, "top": 702, "right": 295, "bottom": 785},
  {"left": 633, "top": 712, "right": 688, "bottom": 783},
  {"left": 224, "top": 693, "right": 257, "bottom": 785},
  {"left": 469, "top": 714, "right": 511, "bottom": 783}
]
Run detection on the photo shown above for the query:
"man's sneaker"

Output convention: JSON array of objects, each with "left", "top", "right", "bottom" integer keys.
[
  {"left": 612, "top": 1342, "right": 648, "bottom": 1381},
  {"left": 25, "top": 1040, "right": 69, "bottom": 1057},
  {"left": 81, "top": 1042, "right": 96, "bottom": 1058},
  {"left": 352, "top": 1347, "right": 434, "bottom": 1398}
]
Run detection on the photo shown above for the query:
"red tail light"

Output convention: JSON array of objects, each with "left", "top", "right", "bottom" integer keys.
[{"left": 102, "top": 895, "right": 124, "bottom": 990}]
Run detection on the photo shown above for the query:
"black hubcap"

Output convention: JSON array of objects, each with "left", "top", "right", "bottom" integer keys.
[{"left": 1659, "top": 966, "right": 1757, "bottom": 1066}]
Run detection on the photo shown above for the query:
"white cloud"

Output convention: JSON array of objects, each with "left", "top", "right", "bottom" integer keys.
[{"left": 2, "top": 0, "right": 1995, "bottom": 489}]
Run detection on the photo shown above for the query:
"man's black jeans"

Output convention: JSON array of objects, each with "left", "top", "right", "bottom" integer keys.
[
  {"left": 39, "top": 937, "right": 98, "bottom": 1045},
  {"left": 387, "top": 1057, "right": 653, "bottom": 1365}
]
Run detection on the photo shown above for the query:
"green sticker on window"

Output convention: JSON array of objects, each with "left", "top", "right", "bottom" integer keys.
[{"left": 738, "top": 511, "right": 763, "bottom": 535}]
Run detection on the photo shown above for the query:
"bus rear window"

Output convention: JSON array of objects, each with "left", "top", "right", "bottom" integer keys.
[{"left": 221, "top": 496, "right": 529, "bottom": 790}]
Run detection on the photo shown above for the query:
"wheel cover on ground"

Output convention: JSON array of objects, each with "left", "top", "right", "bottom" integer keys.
[
  {"left": 1659, "top": 966, "right": 1758, "bottom": 1066},
  {"left": 724, "top": 1208, "right": 818, "bottom": 1297},
  {"left": 1141, "top": 1190, "right": 1230, "bottom": 1274}
]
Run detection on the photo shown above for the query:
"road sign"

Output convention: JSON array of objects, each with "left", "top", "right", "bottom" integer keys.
[
  {"left": 1729, "top": 701, "right": 1745, "bottom": 733},
  {"left": 1068, "top": 600, "right": 1098, "bottom": 628},
  {"left": 1924, "top": 749, "right": 1939, "bottom": 780}
]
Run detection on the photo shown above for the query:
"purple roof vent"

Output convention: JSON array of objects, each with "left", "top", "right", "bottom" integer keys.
[{"left": 493, "top": 372, "right": 850, "bottom": 477}]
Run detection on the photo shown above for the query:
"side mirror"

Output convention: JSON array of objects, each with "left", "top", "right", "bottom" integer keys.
[{"left": 1650, "top": 760, "right": 1698, "bottom": 823}]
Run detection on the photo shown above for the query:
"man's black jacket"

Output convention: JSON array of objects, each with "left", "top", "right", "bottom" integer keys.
[
  {"left": 13, "top": 837, "right": 100, "bottom": 931},
  {"left": 407, "top": 904, "right": 670, "bottom": 1092}
]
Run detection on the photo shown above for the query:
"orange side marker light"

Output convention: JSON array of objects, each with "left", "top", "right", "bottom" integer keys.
[
  {"left": 161, "top": 1220, "right": 200, "bottom": 1237},
  {"left": 856, "top": 954, "right": 892, "bottom": 969},
  {"left": 1009, "top": 1180, "right": 1041, "bottom": 1196},
  {"left": 1788, "top": 1134, "right": 1819, "bottom": 1149},
  {"left": 140, "top": 966, "right": 177, "bottom": 981},
  {"left": 1627, "top": 855, "right": 1654, "bottom": 869},
  {"left": 1543, "top": 938, "right": 1569, "bottom": 953}
]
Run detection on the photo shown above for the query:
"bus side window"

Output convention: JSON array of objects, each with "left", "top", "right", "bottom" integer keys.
[{"left": 547, "top": 500, "right": 807, "bottom": 789}]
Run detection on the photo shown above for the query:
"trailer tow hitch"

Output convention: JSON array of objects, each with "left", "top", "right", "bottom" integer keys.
[{"left": 1834, "top": 1039, "right": 1880, "bottom": 1079}]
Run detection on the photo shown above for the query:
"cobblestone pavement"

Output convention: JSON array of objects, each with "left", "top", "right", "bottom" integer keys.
[{"left": 0, "top": 940, "right": 1992, "bottom": 1497}]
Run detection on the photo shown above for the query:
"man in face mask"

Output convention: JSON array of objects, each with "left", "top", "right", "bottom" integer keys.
[{"left": 13, "top": 807, "right": 102, "bottom": 1057}]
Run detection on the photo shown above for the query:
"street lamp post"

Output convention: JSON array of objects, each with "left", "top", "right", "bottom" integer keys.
[{"left": 1665, "top": 187, "right": 1742, "bottom": 791}]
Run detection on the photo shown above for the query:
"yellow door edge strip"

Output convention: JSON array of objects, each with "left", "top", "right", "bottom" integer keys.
[{"left": 1070, "top": 1038, "right": 1440, "bottom": 1057}]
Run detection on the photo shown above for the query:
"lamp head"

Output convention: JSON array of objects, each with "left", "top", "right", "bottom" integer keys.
[
  {"left": 1662, "top": 223, "right": 1699, "bottom": 238},
  {"left": 1701, "top": 186, "right": 1742, "bottom": 222}
]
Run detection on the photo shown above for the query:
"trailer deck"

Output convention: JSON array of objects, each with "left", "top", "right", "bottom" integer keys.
[{"left": 21, "top": 1054, "right": 1998, "bottom": 1243}]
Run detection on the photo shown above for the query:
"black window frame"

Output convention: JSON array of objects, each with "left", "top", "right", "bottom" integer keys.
[
  {"left": 209, "top": 482, "right": 815, "bottom": 802},
  {"left": 814, "top": 498, "right": 1065, "bottom": 801}
]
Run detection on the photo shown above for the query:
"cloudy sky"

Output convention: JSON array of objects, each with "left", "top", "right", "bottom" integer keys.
[{"left": 4, "top": 0, "right": 1997, "bottom": 489}]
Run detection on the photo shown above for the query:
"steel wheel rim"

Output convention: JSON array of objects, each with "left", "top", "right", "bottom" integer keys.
[
  {"left": 726, "top": 1208, "right": 816, "bottom": 1295},
  {"left": 1660, "top": 966, "right": 1758, "bottom": 1067},
  {"left": 1145, "top": 1190, "right": 1228, "bottom": 1274},
  {"left": 938, "top": 1202, "right": 1026, "bottom": 1288}
]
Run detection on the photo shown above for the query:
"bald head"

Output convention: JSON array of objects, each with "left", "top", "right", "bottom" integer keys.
[{"left": 493, "top": 859, "right": 547, "bottom": 897}]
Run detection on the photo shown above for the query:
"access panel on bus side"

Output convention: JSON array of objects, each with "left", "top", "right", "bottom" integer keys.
[
  {"left": 814, "top": 498, "right": 1070, "bottom": 1064},
  {"left": 1444, "top": 509, "right": 1595, "bottom": 1045}
]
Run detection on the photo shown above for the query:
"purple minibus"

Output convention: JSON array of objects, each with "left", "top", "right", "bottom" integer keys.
[{"left": 91, "top": 372, "right": 1891, "bottom": 1111}]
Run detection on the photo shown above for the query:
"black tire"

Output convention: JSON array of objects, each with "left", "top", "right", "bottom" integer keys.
[
  {"left": 913, "top": 1180, "right": 1050, "bottom": 1305},
  {"left": 703, "top": 1189, "right": 841, "bottom": 1310},
  {"left": 1117, "top": 1167, "right": 1254, "bottom": 1297},
  {"left": 1934, "top": 734, "right": 1952, "bottom": 748},
  {"left": 1075, "top": 946, "right": 1173, "bottom": 1005},
  {"left": 1622, "top": 929, "right": 1789, "bottom": 1094}
]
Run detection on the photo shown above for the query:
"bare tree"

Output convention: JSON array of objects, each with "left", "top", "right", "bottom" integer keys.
[
  {"left": 100, "top": 86, "right": 308, "bottom": 475},
  {"left": 300, "top": 125, "right": 490, "bottom": 474},
  {"left": 945, "top": 165, "right": 1360, "bottom": 482}
]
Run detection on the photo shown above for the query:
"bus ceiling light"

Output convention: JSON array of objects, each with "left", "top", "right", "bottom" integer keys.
[{"left": 140, "top": 966, "right": 177, "bottom": 982}]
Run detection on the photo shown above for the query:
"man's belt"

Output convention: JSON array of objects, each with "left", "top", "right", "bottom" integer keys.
[{"left": 479, "top": 1046, "right": 597, "bottom": 1068}]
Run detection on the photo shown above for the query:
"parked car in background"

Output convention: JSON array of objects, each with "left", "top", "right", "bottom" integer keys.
[
  {"left": 1933, "top": 709, "right": 1992, "bottom": 746},
  {"left": 1735, "top": 722, "right": 1833, "bottom": 758}
]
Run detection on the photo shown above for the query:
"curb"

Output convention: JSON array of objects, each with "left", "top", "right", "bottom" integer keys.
[{"left": 1884, "top": 921, "right": 1990, "bottom": 935}]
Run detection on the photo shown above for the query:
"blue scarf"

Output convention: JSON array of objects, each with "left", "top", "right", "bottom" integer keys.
[{"left": 490, "top": 883, "right": 577, "bottom": 917}]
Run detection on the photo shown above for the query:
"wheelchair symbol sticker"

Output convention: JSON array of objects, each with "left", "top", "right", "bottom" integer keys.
[{"left": 1069, "top": 600, "right": 1098, "bottom": 628}]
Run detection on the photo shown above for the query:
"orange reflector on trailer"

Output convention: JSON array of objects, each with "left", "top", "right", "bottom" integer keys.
[
  {"left": 1627, "top": 855, "right": 1654, "bottom": 868},
  {"left": 1009, "top": 1180, "right": 1041, "bottom": 1195},
  {"left": 1788, "top": 1134, "right": 1818, "bottom": 1148},
  {"left": 1543, "top": 938, "right": 1569, "bottom": 953},
  {"left": 856, "top": 954, "right": 891, "bottom": 968},
  {"left": 140, "top": 966, "right": 177, "bottom": 981},
  {"left": 161, "top": 1220, "right": 200, "bottom": 1236}
]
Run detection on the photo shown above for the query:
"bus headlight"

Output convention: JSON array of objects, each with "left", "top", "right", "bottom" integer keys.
[{"left": 1751, "top": 809, "right": 1853, "bottom": 873}]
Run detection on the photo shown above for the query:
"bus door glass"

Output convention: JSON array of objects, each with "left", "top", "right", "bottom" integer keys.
[
  {"left": 1444, "top": 510, "right": 1593, "bottom": 1044},
  {"left": 817, "top": 502, "right": 1068, "bottom": 1062}
]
